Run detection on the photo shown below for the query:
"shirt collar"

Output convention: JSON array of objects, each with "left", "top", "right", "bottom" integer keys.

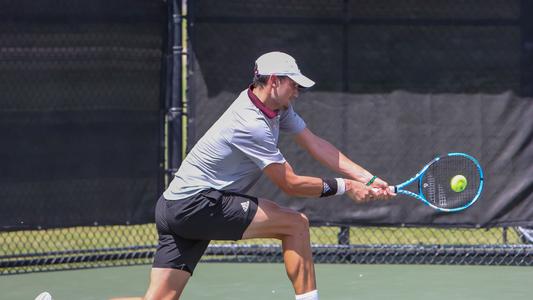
[{"left": 247, "top": 85, "right": 278, "bottom": 119}]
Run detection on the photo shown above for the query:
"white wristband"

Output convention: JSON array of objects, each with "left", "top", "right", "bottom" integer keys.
[{"left": 335, "top": 178, "right": 346, "bottom": 195}]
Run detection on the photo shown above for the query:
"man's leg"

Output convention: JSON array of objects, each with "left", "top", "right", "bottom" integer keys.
[
  {"left": 109, "top": 268, "right": 190, "bottom": 300},
  {"left": 242, "top": 198, "right": 316, "bottom": 295},
  {"left": 138, "top": 194, "right": 209, "bottom": 300},
  {"left": 143, "top": 268, "right": 190, "bottom": 300}
]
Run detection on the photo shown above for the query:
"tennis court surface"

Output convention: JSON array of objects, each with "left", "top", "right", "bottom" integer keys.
[
  {"left": 2, "top": 263, "right": 531, "bottom": 300},
  {"left": 2, "top": 2, "right": 533, "bottom": 300}
]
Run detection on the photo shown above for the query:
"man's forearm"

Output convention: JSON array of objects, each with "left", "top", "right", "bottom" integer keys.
[{"left": 306, "top": 136, "right": 373, "bottom": 183}]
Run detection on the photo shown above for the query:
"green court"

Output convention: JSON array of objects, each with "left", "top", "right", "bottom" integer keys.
[
  {"left": 2, "top": 2, "right": 533, "bottom": 300},
  {"left": 2, "top": 263, "right": 531, "bottom": 300}
]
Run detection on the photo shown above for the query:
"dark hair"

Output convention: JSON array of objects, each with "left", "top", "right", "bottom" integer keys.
[
  {"left": 252, "top": 74, "right": 289, "bottom": 88},
  {"left": 252, "top": 75, "right": 270, "bottom": 88}
]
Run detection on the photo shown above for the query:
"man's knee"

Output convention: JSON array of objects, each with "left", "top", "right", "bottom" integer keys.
[
  {"left": 289, "top": 212, "right": 310, "bottom": 235},
  {"left": 298, "top": 213, "right": 310, "bottom": 228}
]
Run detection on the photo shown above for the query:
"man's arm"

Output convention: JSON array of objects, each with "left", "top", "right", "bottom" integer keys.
[
  {"left": 263, "top": 161, "right": 379, "bottom": 202},
  {"left": 293, "top": 128, "right": 378, "bottom": 184},
  {"left": 263, "top": 161, "right": 322, "bottom": 197}
]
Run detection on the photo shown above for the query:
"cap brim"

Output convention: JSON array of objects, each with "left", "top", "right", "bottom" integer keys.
[{"left": 288, "top": 74, "right": 315, "bottom": 88}]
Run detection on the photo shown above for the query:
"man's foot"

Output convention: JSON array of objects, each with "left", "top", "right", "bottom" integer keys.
[{"left": 34, "top": 292, "right": 53, "bottom": 300}]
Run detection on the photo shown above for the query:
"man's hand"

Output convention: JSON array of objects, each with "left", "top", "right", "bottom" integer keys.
[
  {"left": 345, "top": 179, "right": 395, "bottom": 203},
  {"left": 368, "top": 177, "right": 396, "bottom": 200}
]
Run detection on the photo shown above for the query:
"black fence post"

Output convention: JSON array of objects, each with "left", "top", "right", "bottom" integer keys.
[
  {"left": 338, "top": 0, "right": 351, "bottom": 246},
  {"left": 166, "top": 0, "right": 184, "bottom": 179},
  {"left": 338, "top": 226, "right": 350, "bottom": 245},
  {"left": 502, "top": 227, "right": 508, "bottom": 244},
  {"left": 521, "top": 0, "right": 533, "bottom": 97}
]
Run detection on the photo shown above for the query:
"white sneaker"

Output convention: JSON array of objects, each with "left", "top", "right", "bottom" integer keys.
[{"left": 34, "top": 292, "right": 53, "bottom": 300}]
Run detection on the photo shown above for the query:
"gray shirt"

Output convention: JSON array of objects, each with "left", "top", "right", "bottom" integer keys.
[{"left": 163, "top": 88, "right": 306, "bottom": 200}]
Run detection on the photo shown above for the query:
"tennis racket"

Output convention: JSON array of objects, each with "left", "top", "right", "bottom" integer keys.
[{"left": 389, "top": 152, "right": 484, "bottom": 212}]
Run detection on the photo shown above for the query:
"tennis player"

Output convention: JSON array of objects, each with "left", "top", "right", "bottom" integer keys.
[{"left": 113, "top": 51, "right": 394, "bottom": 300}]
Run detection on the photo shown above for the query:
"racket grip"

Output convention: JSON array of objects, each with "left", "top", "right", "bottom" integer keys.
[{"left": 372, "top": 186, "right": 397, "bottom": 194}]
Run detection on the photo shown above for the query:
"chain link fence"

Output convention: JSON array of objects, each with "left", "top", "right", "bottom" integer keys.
[
  {"left": 0, "top": 1, "right": 165, "bottom": 275},
  {"left": 185, "top": 0, "right": 533, "bottom": 269},
  {"left": 188, "top": 0, "right": 525, "bottom": 97},
  {"left": 207, "top": 226, "right": 532, "bottom": 265},
  {"left": 1, "top": 225, "right": 532, "bottom": 275},
  {"left": 1, "top": 0, "right": 532, "bottom": 275}
]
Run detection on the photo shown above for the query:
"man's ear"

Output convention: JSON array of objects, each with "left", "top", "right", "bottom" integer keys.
[{"left": 269, "top": 75, "right": 278, "bottom": 87}]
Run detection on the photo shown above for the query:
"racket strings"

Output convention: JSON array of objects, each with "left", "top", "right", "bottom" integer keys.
[{"left": 421, "top": 156, "right": 480, "bottom": 209}]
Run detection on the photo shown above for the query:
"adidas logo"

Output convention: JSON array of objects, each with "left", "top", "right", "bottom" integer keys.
[
  {"left": 240, "top": 201, "right": 249, "bottom": 213},
  {"left": 323, "top": 181, "right": 331, "bottom": 193}
]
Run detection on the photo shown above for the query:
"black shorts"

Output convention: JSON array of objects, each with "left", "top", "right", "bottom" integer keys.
[{"left": 152, "top": 189, "right": 259, "bottom": 274}]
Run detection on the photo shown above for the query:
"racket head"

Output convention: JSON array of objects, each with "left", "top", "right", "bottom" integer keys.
[{"left": 397, "top": 153, "right": 484, "bottom": 212}]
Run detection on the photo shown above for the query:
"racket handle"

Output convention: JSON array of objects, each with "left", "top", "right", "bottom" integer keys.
[{"left": 372, "top": 186, "right": 397, "bottom": 194}]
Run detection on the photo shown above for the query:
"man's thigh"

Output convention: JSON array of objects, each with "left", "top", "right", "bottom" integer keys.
[{"left": 242, "top": 198, "right": 308, "bottom": 239}]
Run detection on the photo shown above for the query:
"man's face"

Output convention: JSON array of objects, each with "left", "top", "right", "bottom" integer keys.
[{"left": 272, "top": 77, "right": 300, "bottom": 109}]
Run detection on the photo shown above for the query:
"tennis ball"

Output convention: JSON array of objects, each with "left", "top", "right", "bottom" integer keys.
[{"left": 450, "top": 175, "right": 467, "bottom": 192}]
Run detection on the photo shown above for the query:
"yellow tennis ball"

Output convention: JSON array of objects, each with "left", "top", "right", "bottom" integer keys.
[{"left": 450, "top": 175, "right": 467, "bottom": 192}]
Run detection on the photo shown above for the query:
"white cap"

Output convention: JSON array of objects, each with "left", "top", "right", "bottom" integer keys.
[{"left": 254, "top": 51, "right": 315, "bottom": 88}]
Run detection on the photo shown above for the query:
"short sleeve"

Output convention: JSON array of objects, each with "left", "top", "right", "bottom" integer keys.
[
  {"left": 230, "top": 121, "right": 286, "bottom": 170},
  {"left": 279, "top": 104, "right": 306, "bottom": 134}
]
